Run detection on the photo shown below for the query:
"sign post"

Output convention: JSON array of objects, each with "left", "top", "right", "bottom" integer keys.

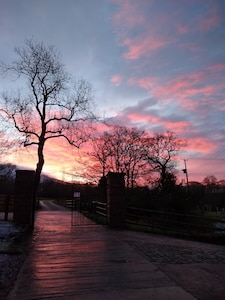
[{"left": 71, "top": 191, "right": 81, "bottom": 225}]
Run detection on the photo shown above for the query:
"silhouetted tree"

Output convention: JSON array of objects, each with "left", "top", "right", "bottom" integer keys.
[
  {"left": 89, "top": 126, "right": 147, "bottom": 187},
  {"left": 0, "top": 39, "right": 95, "bottom": 196},
  {"left": 144, "top": 131, "right": 186, "bottom": 191},
  {"left": 203, "top": 175, "right": 217, "bottom": 190},
  {"left": 0, "top": 163, "right": 17, "bottom": 193},
  {"left": 0, "top": 119, "right": 16, "bottom": 157},
  {"left": 0, "top": 131, "right": 9, "bottom": 157},
  {"left": 160, "top": 171, "right": 177, "bottom": 193},
  {"left": 90, "top": 132, "right": 112, "bottom": 177}
]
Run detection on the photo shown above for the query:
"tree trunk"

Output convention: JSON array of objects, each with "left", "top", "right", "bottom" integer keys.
[
  {"left": 161, "top": 165, "right": 166, "bottom": 191},
  {"left": 34, "top": 141, "right": 45, "bottom": 196},
  {"left": 31, "top": 142, "right": 44, "bottom": 229}
]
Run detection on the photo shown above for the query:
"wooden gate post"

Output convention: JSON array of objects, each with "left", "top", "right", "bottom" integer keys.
[
  {"left": 107, "top": 172, "right": 126, "bottom": 229},
  {"left": 13, "top": 170, "right": 35, "bottom": 227}
]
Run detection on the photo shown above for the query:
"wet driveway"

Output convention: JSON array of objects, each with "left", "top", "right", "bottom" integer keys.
[{"left": 7, "top": 200, "right": 225, "bottom": 300}]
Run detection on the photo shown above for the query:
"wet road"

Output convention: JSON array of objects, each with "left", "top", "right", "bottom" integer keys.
[
  {"left": 7, "top": 201, "right": 225, "bottom": 300},
  {"left": 39, "top": 199, "right": 69, "bottom": 211}
]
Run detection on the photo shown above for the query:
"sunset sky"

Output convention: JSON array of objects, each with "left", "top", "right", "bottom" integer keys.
[{"left": 0, "top": 0, "right": 225, "bottom": 183}]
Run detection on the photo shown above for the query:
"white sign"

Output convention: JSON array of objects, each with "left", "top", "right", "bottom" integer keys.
[{"left": 73, "top": 192, "right": 80, "bottom": 198}]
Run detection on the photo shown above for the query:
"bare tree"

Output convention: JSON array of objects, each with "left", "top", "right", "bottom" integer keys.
[
  {"left": 0, "top": 130, "right": 11, "bottom": 157},
  {"left": 203, "top": 175, "right": 218, "bottom": 192},
  {"left": 0, "top": 112, "right": 17, "bottom": 158},
  {"left": 89, "top": 125, "right": 147, "bottom": 187},
  {"left": 203, "top": 175, "right": 217, "bottom": 186},
  {"left": 109, "top": 126, "right": 147, "bottom": 188},
  {"left": 90, "top": 132, "right": 112, "bottom": 178},
  {"left": 144, "top": 131, "right": 186, "bottom": 190},
  {"left": 0, "top": 39, "right": 95, "bottom": 195}
]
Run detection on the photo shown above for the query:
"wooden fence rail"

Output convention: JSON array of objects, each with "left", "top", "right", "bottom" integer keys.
[{"left": 0, "top": 194, "right": 14, "bottom": 221}]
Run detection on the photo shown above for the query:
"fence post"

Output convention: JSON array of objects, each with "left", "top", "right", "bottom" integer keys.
[{"left": 4, "top": 194, "right": 10, "bottom": 221}]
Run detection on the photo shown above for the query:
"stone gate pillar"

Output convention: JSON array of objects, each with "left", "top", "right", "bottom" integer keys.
[
  {"left": 107, "top": 172, "right": 126, "bottom": 229},
  {"left": 13, "top": 170, "right": 35, "bottom": 227}
]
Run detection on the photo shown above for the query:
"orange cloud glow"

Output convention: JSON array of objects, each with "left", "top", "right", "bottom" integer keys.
[{"left": 5, "top": 138, "right": 87, "bottom": 181}]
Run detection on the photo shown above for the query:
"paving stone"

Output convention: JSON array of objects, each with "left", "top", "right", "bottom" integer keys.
[{"left": 129, "top": 242, "right": 225, "bottom": 264}]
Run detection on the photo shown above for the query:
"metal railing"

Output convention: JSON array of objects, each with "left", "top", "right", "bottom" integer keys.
[
  {"left": 126, "top": 206, "right": 225, "bottom": 239},
  {"left": 37, "top": 197, "right": 225, "bottom": 242},
  {"left": 92, "top": 201, "right": 107, "bottom": 217}
]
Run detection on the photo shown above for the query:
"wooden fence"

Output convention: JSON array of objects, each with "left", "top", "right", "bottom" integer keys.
[{"left": 0, "top": 194, "right": 14, "bottom": 221}]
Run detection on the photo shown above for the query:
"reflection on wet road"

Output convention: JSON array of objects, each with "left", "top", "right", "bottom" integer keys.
[
  {"left": 7, "top": 201, "right": 225, "bottom": 300},
  {"left": 8, "top": 207, "right": 175, "bottom": 299},
  {"left": 39, "top": 199, "right": 69, "bottom": 211}
]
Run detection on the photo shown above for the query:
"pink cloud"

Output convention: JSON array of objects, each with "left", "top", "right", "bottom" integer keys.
[
  {"left": 130, "top": 64, "right": 225, "bottom": 112},
  {"left": 187, "top": 158, "right": 225, "bottom": 183},
  {"left": 198, "top": 5, "right": 220, "bottom": 32},
  {"left": 127, "top": 112, "right": 190, "bottom": 135},
  {"left": 162, "top": 120, "right": 191, "bottom": 135},
  {"left": 187, "top": 137, "right": 216, "bottom": 154},
  {"left": 179, "top": 42, "right": 202, "bottom": 53},
  {"left": 111, "top": 0, "right": 167, "bottom": 60},
  {"left": 123, "top": 36, "right": 166, "bottom": 60},
  {"left": 206, "top": 63, "right": 225, "bottom": 72},
  {"left": 110, "top": 74, "right": 122, "bottom": 86},
  {"left": 159, "top": 77, "right": 216, "bottom": 100},
  {"left": 128, "top": 76, "right": 157, "bottom": 90},
  {"left": 128, "top": 75, "right": 202, "bottom": 111},
  {"left": 112, "top": 0, "right": 146, "bottom": 29},
  {"left": 127, "top": 112, "right": 157, "bottom": 124},
  {"left": 177, "top": 23, "right": 189, "bottom": 35}
]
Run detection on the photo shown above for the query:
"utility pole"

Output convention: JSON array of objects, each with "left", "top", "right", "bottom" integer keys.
[{"left": 182, "top": 159, "right": 189, "bottom": 195}]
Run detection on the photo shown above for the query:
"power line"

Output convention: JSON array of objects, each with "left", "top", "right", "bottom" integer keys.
[{"left": 190, "top": 158, "right": 225, "bottom": 161}]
